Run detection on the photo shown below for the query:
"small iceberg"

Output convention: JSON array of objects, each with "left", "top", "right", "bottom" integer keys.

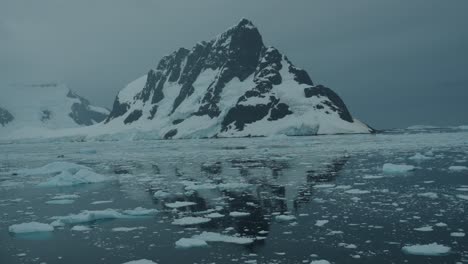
[
  {"left": 9, "top": 222, "right": 54, "bottom": 234},
  {"left": 402, "top": 243, "right": 450, "bottom": 256}
]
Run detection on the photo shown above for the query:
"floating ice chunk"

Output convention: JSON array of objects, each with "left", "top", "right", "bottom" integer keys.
[
  {"left": 165, "top": 201, "right": 196, "bottom": 208},
  {"left": 457, "top": 194, "right": 468, "bottom": 200},
  {"left": 450, "top": 232, "right": 465, "bottom": 237},
  {"left": 417, "top": 192, "right": 438, "bottom": 199},
  {"left": 229, "top": 211, "right": 250, "bottom": 217},
  {"left": 382, "top": 163, "right": 415, "bottom": 174},
  {"left": 192, "top": 231, "right": 254, "bottom": 244},
  {"left": 15, "top": 162, "right": 88, "bottom": 176},
  {"left": 71, "top": 225, "right": 92, "bottom": 231},
  {"left": 310, "top": 260, "right": 331, "bottom": 264},
  {"left": 413, "top": 226, "right": 433, "bottom": 232},
  {"left": 205, "top": 212, "right": 224, "bottom": 218},
  {"left": 402, "top": 243, "right": 450, "bottom": 256},
  {"left": 315, "top": 220, "right": 329, "bottom": 227},
  {"left": 112, "top": 227, "right": 146, "bottom": 232},
  {"left": 183, "top": 182, "right": 217, "bottom": 191},
  {"left": 52, "top": 194, "right": 79, "bottom": 199},
  {"left": 345, "top": 189, "right": 370, "bottom": 194},
  {"left": 91, "top": 200, "right": 113, "bottom": 205},
  {"left": 38, "top": 169, "right": 109, "bottom": 187},
  {"left": 175, "top": 238, "right": 208, "bottom": 248},
  {"left": 153, "top": 190, "right": 170, "bottom": 198},
  {"left": 339, "top": 243, "right": 357, "bottom": 249},
  {"left": 46, "top": 199, "right": 75, "bottom": 205},
  {"left": 362, "top": 175, "right": 384, "bottom": 179},
  {"left": 78, "top": 149, "right": 97, "bottom": 154},
  {"left": 172, "top": 217, "right": 211, "bottom": 226},
  {"left": 9, "top": 222, "right": 54, "bottom": 233},
  {"left": 218, "top": 183, "right": 251, "bottom": 190},
  {"left": 409, "top": 153, "right": 432, "bottom": 161},
  {"left": 275, "top": 215, "right": 297, "bottom": 222},
  {"left": 123, "top": 207, "right": 158, "bottom": 216},
  {"left": 51, "top": 209, "right": 125, "bottom": 226},
  {"left": 456, "top": 187, "right": 468, "bottom": 192},
  {"left": 122, "top": 260, "right": 157, "bottom": 264},
  {"left": 435, "top": 222, "right": 447, "bottom": 227},
  {"left": 449, "top": 166, "right": 468, "bottom": 172},
  {"left": 313, "top": 184, "right": 335, "bottom": 188}
]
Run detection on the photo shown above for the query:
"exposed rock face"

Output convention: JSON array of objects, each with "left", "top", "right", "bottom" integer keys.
[
  {"left": 0, "top": 107, "right": 14, "bottom": 126},
  {"left": 0, "top": 83, "right": 109, "bottom": 133},
  {"left": 67, "top": 91, "right": 108, "bottom": 125},
  {"left": 105, "top": 18, "right": 374, "bottom": 138}
]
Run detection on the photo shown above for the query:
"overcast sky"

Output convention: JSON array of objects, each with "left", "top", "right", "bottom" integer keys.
[{"left": 1, "top": 0, "right": 467, "bottom": 129}]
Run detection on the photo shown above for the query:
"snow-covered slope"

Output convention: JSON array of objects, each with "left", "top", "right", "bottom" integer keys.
[
  {"left": 104, "top": 18, "right": 373, "bottom": 139},
  {"left": 0, "top": 83, "right": 109, "bottom": 137}
]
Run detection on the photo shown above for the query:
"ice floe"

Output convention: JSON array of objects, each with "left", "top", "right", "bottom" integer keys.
[
  {"left": 46, "top": 199, "right": 75, "bottom": 204},
  {"left": 382, "top": 163, "right": 415, "bottom": 174},
  {"left": 9, "top": 222, "right": 54, "bottom": 233},
  {"left": 402, "top": 243, "right": 450, "bottom": 256},
  {"left": 165, "top": 201, "right": 196, "bottom": 208},
  {"left": 112, "top": 227, "right": 146, "bottom": 232},
  {"left": 172, "top": 217, "right": 211, "bottom": 226},
  {"left": 122, "top": 260, "right": 157, "bottom": 264},
  {"left": 229, "top": 211, "right": 250, "bottom": 217},
  {"left": 448, "top": 166, "right": 468, "bottom": 172},
  {"left": 192, "top": 231, "right": 254, "bottom": 244},
  {"left": 175, "top": 238, "right": 208, "bottom": 248},
  {"left": 71, "top": 225, "right": 92, "bottom": 232},
  {"left": 38, "top": 168, "right": 109, "bottom": 187},
  {"left": 275, "top": 215, "right": 297, "bottom": 222}
]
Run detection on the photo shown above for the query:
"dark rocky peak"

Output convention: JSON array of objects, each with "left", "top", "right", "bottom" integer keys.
[{"left": 0, "top": 107, "right": 14, "bottom": 126}]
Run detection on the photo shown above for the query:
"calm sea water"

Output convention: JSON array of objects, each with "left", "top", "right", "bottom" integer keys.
[{"left": 1, "top": 129, "right": 467, "bottom": 264}]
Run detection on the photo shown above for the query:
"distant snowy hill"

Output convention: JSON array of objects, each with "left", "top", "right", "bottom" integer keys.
[
  {"left": 0, "top": 83, "right": 109, "bottom": 137},
  {"left": 103, "top": 18, "right": 374, "bottom": 139}
]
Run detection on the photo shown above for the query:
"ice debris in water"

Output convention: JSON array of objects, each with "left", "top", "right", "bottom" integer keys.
[
  {"left": 229, "top": 211, "right": 250, "bottom": 217},
  {"left": 448, "top": 166, "right": 468, "bottom": 172},
  {"left": 402, "top": 243, "right": 451, "bottom": 256},
  {"left": 192, "top": 231, "right": 254, "bottom": 244},
  {"left": 122, "top": 260, "right": 157, "bottom": 264},
  {"left": 275, "top": 215, "right": 297, "bottom": 222},
  {"left": 9, "top": 222, "right": 54, "bottom": 233},
  {"left": 50, "top": 207, "right": 157, "bottom": 226},
  {"left": 175, "top": 238, "right": 209, "bottom": 248},
  {"left": 71, "top": 225, "right": 92, "bottom": 232},
  {"left": 409, "top": 153, "right": 432, "bottom": 161},
  {"left": 310, "top": 260, "right": 331, "bottom": 264},
  {"left": 172, "top": 217, "right": 211, "bottom": 226},
  {"left": 165, "top": 201, "right": 196, "bottom": 208},
  {"left": 382, "top": 163, "right": 415, "bottom": 174}
]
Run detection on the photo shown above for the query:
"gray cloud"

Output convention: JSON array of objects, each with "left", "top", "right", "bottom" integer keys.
[{"left": 1, "top": 0, "right": 467, "bottom": 128}]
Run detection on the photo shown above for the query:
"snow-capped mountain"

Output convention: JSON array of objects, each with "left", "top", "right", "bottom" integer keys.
[
  {"left": 106, "top": 19, "right": 373, "bottom": 138},
  {"left": 0, "top": 83, "right": 109, "bottom": 136}
]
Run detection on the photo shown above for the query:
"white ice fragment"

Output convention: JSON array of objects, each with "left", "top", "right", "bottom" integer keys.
[
  {"left": 449, "top": 166, "right": 468, "bottom": 172},
  {"left": 9, "top": 222, "right": 54, "bottom": 233},
  {"left": 71, "top": 225, "right": 92, "bottom": 231},
  {"left": 275, "top": 215, "right": 297, "bottom": 222},
  {"left": 123, "top": 207, "right": 158, "bottom": 216},
  {"left": 310, "top": 260, "right": 331, "bottom": 264},
  {"left": 413, "top": 226, "right": 433, "bottom": 232},
  {"left": 315, "top": 220, "right": 329, "bottom": 227},
  {"left": 122, "top": 260, "right": 157, "bottom": 264},
  {"left": 417, "top": 192, "right": 438, "bottom": 199},
  {"left": 382, "top": 163, "right": 415, "bottom": 174},
  {"left": 165, "top": 201, "right": 196, "bottom": 208},
  {"left": 450, "top": 232, "right": 465, "bottom": 237},
  {"left": 172, "top": 217, "right": 211, "bottom": 226},
  {"left": 229, "top": 211, "right": 250, "bottom": 217},
  {"left": 345, "top": 189, "right": 370, "bottom": 194},
  {"left": 192, "top": 231, "right": 254, "bottom": 244},
  {"left": 46, "top": 199, "right": 75, "bottom": 205},
  {"left": 175, "top": 238, "right": 208, "bottom": 248},
  {"left": 409, "top": 153, "right": 432, "bottom": 161},
  {"left": 402, "top": 243, "right": 450, "bottom": 256},
  {"left": 112, "top": 227, "right": 146, "bottom": 232},
  {"left": 205, "top": 212, "right": 224, "bottom": 218}
]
